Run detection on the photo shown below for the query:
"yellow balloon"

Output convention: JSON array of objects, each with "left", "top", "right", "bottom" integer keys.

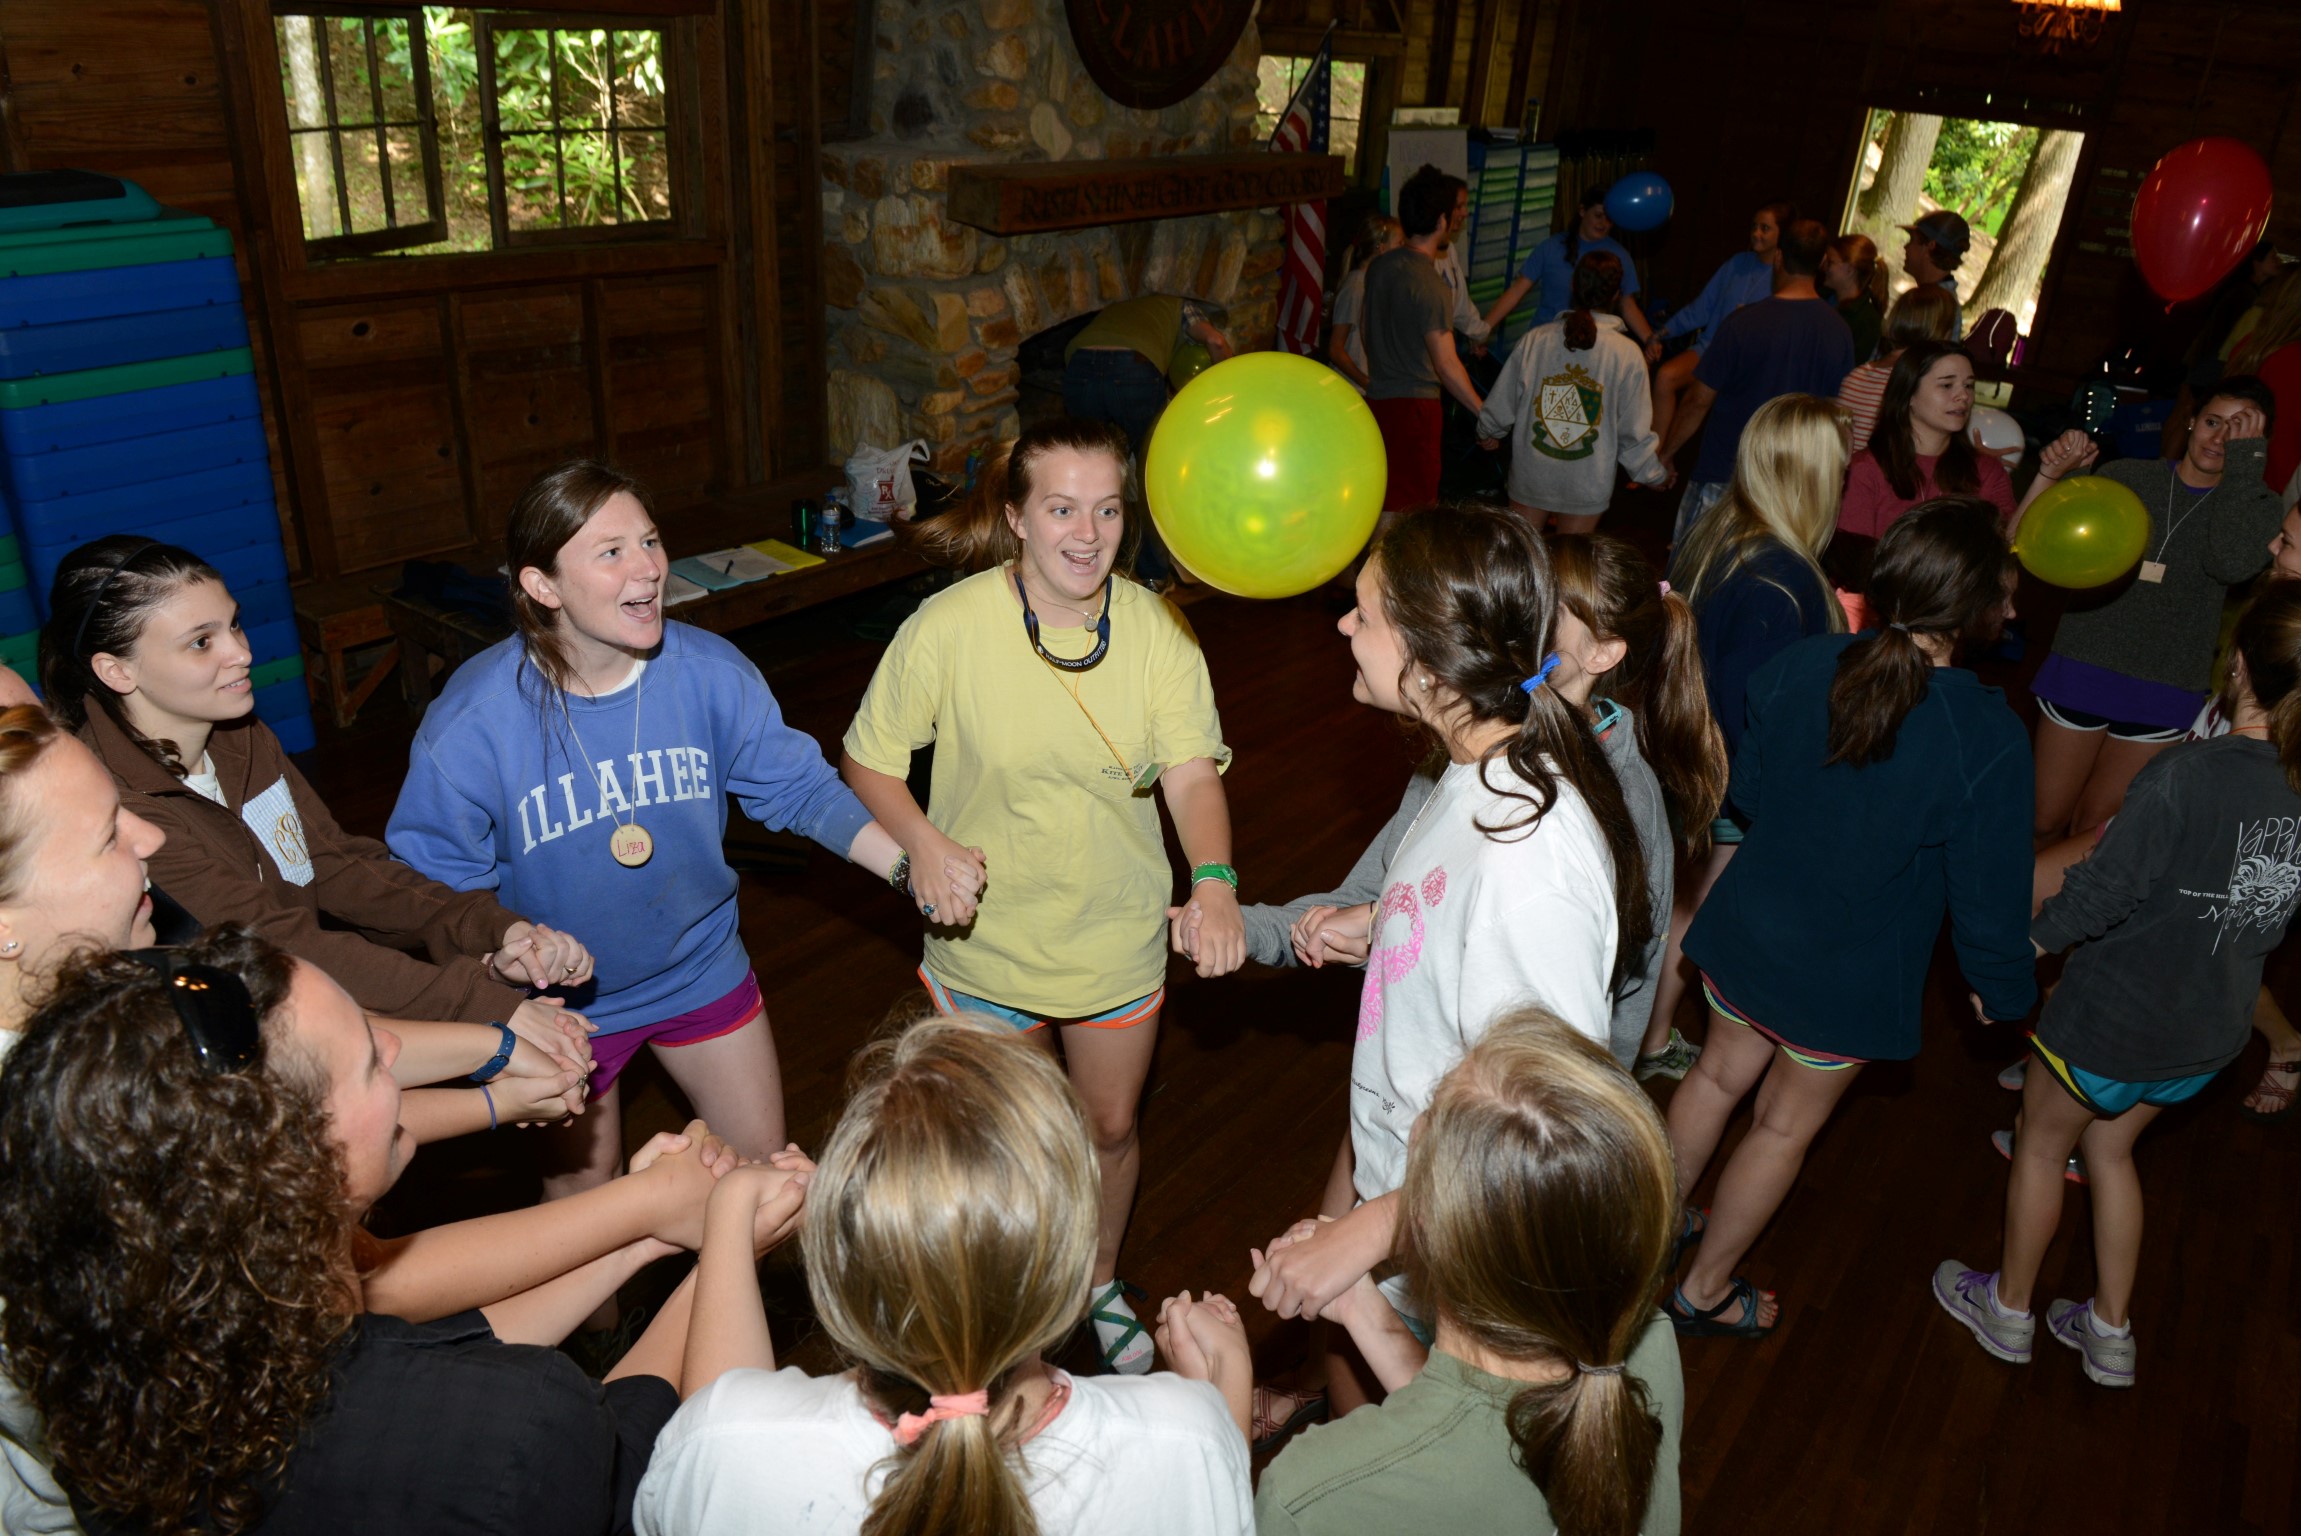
[
  {"left": 2013, "top": 475, "right": 2151, "bottom": 589},
  {"left": 1144, "top": 351, "right": 1387, "bottom": 599},
  {"left": 1168, "top": 341, "right": 1214, "bottom": 387}
]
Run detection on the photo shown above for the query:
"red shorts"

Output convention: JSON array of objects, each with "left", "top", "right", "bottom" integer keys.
[
  {"left": 1369, "top": 396, "right": 1440, "bottom": 511},
  {"left": 588, "top": 971, "right": 763, "bottom": 1096}
]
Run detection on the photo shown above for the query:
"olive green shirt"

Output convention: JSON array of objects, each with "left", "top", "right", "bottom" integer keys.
[
  {"left": 1254, "top": 1315, "right": 1684, "bottom": 1536},
  {"left": 1066, "top": 294, "right": 1188, "bottom": 373}
]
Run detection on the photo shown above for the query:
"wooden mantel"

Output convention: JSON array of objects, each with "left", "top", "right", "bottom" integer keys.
[{"left": 946, "top": 152, "right": 1347, "bottom": 234}]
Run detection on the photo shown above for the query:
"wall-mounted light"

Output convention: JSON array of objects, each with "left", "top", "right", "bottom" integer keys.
[{"left": 2015, "top": 0, "right": 2120, "bottom": 55}]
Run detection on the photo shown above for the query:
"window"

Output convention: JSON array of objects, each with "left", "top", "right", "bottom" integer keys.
[
  {"left": 1843, "top": 109, "right": 2085, "bottom": 339},
  {"left": 1255, "top": 56, "right": 1368, "bottom": 176},
  {"left": 273, "top": 7, "right": 677, "bottom": 259}
]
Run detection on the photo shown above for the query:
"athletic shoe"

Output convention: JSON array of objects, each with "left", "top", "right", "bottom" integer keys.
[
  {"left": 1635, "top": 1028, "right": 1701, "bottom": 1082},
  {"left": 1992, "top": 1127, "right": 2087, "bottom": 1185},
  {"left": 1931, "top": 1262, "right": 2035, "bottom": 1363},
  {"left": 1997, "top": 1058, "right": 2028, "bottom": 1091},
  {"left": 2048, "top": 1298, "right": 2136, "bottom": 1388}
]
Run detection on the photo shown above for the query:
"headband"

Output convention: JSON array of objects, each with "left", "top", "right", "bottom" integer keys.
[{"left": 70, "top": 544, "right": 151, "bottom": 663}]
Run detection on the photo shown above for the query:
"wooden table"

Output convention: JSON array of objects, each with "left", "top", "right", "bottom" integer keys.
[{"left": 383, "top": 536, "right": 926, "bottom": 712}]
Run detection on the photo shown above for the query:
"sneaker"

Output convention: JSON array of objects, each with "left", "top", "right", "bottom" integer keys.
[
  {"left": 1997, "top": 1058, "right": 2028, "bottom": 1091},
  {"left": 1635, "top": 1028, "right": 1701, "bottom": 1082},
  {"left": 2048, "top": 1298, "right": 2136, "bottom": 1388},
  {"left": 1992, "top": 1127, "right": 2087, "bottom": 1185},
  {"left": 1931, "top": 1262, "right": 2035, "bottom": 1363}
]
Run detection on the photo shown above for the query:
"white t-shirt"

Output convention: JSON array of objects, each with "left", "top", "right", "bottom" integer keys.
[
  {"left": 633, "top": 1366, "right": 1253, "bottom": 1536},
  {"left": 1350, "top": 759, "right": 1618, "bottom": 1209},
  {"left": 183, "top": 754, "right": 226, "bottom": 808}
]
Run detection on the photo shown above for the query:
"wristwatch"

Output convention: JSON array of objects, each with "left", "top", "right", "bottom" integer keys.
[
  {"left": 888, "top": 852, "right": 913, "bottom": 894},
  {"left": 469, "top": 1021, "right": 517, "bottom": 1084}
]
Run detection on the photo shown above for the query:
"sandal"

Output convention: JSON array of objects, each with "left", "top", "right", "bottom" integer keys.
[
  {"left": 1669, "top": 1206, "right": 1707, "bottom": 1272},
  {"left": 1088, "top": 1279, "right": 1154, "bottom": 1376},
  {"left": 1666, "top": 1277, "right": 1778, "bottom": 1339},
  {"left": 1249, "top": 1384, "right": 1330, "bottom": 1453},
  {"left": 2241, "top": 1059, "right": 2301, "bottom": 1124}
]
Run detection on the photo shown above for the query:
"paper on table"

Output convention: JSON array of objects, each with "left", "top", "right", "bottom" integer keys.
[{"left": 663, "top": 571, "right": 708, "bottom": 607}]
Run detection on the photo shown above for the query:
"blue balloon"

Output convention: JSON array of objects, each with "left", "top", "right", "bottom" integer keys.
[{"left": 1604, "top": 173, "right": 1674, "bottom": 232}]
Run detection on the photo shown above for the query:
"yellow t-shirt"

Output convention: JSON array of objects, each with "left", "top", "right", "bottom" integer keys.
[{"left": 844, "top": 565, "right": 1229, "bottom": 1015}]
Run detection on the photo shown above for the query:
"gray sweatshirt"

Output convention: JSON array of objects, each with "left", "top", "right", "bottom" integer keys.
[
  {"left": 1476, "top": 314, "right": 1669, "bottom": 519},
  {"left": 2045, "top": 439, "right": 2282, "bottom": 692},
  {"left": 1241, "top": 711, "right": 1672, "bottom": 1068},
  {"left": 2033, "top": 734, "right": 2301, "bottom": 1080}
]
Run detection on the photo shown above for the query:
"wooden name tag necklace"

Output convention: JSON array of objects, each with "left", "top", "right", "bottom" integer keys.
[{"left": 558, "top": 662, "right": 654, "bottom": 867}]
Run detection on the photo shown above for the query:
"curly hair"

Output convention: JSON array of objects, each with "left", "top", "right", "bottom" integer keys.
[{"left": 0, "top": 926, "right": 357, "bottom": 1535}]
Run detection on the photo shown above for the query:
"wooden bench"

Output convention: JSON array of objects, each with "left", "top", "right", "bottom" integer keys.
[{"left": 293, "top": 573, "right": 400, "bottom": 728}]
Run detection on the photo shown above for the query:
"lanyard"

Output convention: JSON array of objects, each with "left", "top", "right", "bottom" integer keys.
[
  {"left": 1015, "top": 569, "right": 1110, "bottom": 671},
  {"left": 2155, "top": 475, "right": 2215, "bottom": 564}
]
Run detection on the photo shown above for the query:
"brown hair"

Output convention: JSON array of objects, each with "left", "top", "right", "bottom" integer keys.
[
  {"left": 1352, "top": 213, "right": 1403, "bottom": 270},
  {"left": 1827, "top": 232, "right": 1888, "bottom": 311},
  {"left": 1398, "top": 1008, "right": 1674, "bottom": 1536},
  {"left": 0, "top": 926, "right": 350, "bottom": 1536},
  {"left": 1563, "top": 252, "right": 1625, "bottom": 352},
  {"left": 2227, "top": 579, "right": 2301, "bottom": 792},
  {"left": 2228, "top": 269, "right": 2301, "bottom": 375},
  {"left": 1374, "top": 509, "right": 1653, "bottom": 984},
  {"left": 1871, "top": 339, "right": 1982, "bottom": 500},
  {"left": 805, "top": 1013, "right": 1100, "bottom": 1536},
  {"left": 1552, "top": 536, "right": 1728, "bottom": 859},
  {"left": 1777, "top": 218, "right": 1830, "bottom": 279},
  {"left": 39, "top": 535, "right": 228, "bottom": 777},
  {"left": 904, "top": 416, "right": 1140, "bottom": 575},
  {"left": 1882, "top": 284, "right": 1960, "bottom": 350},
  {"left": 0, "top": 705, "right": 63, "bottom": 901},
  {"left": 504, "top": 458, "right": 656, "bottom": 702},
  {"left": 1826, "top": 498, "right": 2012, "bottom": 767}
]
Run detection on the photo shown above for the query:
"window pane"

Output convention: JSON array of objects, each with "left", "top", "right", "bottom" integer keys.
[
  {"left": 494, "top": 29, "right": 556, "bottom": 131},
  {"left": 613, "top": 32, "right": 666, "bottom": 126},
  {"left": 561, "top": 129, "right": 618, "bottom": 224},
  {"left": 424, "top": 9, "right": 491, "bottom": 251},
  {"left": 620, "top": 129, "right": 671, "bottom": 222},
  {"left": 277, "top": 17, "right": 333, "bottom": 130},
  {"left": 326, "top": 18, "right": 378, "bottom": 126},
  {"left": 286, "top": 130, "right": 344, "bottom": 239},
  {"left": 1334, "top": 62, "right": 1366, "bottom": 125},
  {"left": 338, "top": 129, "right": 389, "bottom": 233},
  {"left": 502, "top": 132, "right": 563, "bottom": 229},
  {"left": 1256, "top": 56, "right": 1295, "bottom": 119},
  {"left": 385, "top": 127, "right": 429, "bottom": 226},
  {"left": 554, "top": 30, "right": 605, "bottom": 130},
  {"left": 374, "top": 17, "right": 421, "bottom": 125}
]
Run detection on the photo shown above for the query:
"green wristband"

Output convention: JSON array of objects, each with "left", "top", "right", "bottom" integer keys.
[{"left": 1190, "top": 862, "right": 1239, "bottom": 892}]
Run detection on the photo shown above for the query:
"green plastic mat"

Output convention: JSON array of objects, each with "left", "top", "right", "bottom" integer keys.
[
  {"left": 251, "top": 653, "right": 306, "bottom": 690},
  {"left": 0, "top": 347, "right": 256, "bottom": 410},
  {"left": 0, "top": 561, "right": 24, "bottom": 595},
  {"left": 0, "top": 631, "right": 35, "bottom": 669},
  {"left": 0, "top": 536, "right": 17, "bottom": 567},
  {"left": 0, "top": 219, "right": 232, "bottom": 279}
]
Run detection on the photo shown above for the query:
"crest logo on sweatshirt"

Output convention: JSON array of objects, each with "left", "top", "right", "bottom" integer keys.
[
  {"left": 243, "top": 776, "right": 314, "bottom": 887},
  {"left": 1533, "top": 363, "right": 1602, "bottom": 461}
]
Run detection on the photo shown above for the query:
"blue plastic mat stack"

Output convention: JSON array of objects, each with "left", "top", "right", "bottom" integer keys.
[{"left": 0, "top": 170, "right": 313, "bottom": 752}]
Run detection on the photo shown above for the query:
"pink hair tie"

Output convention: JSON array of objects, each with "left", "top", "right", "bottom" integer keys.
[
  {"left": 1658, "top": 580, "right": 1672, "bottom": 596},
  {"left": 892, "top": 1390, "right": 991, "bottom": 1445}
]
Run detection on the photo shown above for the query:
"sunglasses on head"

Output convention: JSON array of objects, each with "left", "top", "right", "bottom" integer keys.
[{"left": 124, "top": 949, "right": 261, "bottom": 1074}]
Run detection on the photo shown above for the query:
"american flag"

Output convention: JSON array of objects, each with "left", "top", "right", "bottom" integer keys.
[{"left": 1269, "top": 32, "right": 1333, "bottom": 356}]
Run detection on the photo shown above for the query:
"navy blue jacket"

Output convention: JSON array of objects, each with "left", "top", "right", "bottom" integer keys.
[
  {"left": 1685, "top": 633, "right": 2037, "bottom": 1060},
  {"left": 1689, "top": 541, "right": 1836, "bottom": 761}
]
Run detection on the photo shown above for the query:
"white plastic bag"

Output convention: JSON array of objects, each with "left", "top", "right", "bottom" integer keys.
[{"left": 844, "top": 439, "right": 929, "bottom": 522}]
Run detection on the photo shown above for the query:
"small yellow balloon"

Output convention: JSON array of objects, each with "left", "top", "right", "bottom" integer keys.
[
  {"left": 2013, "top": 475, "right": 2151, "bottom": 589},
  {"left": 1144, "top": 352, "right": 1387, "bottom": 599},
  {"left": 1168, "top": 341, "right": 1214, "bottom": 387}
]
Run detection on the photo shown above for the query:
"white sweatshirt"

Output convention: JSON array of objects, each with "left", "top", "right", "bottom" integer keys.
[
  {"left": 1350, "top": 758, "right": 1619, "bottom": 1210},
  {"left": 1477, "top": 313, "right": 1668, "bottom": 518}
]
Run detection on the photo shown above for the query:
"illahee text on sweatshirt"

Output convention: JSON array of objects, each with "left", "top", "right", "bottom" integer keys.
[
  {"left": 1475, "top": 313, "right": 1668, "bottom": 518},
  {"left": 2033, "top": 734, "right": 2301, "bottom": 1081},
  {"left": 387, "top": 624, "right": 873, "bottom": 1036}
]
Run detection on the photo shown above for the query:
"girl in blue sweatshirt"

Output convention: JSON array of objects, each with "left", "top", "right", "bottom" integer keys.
[{"left": 388, "top": 461, "right": 922, "bottom": 1201}]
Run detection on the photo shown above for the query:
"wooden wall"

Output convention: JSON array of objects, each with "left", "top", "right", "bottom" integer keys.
[
  {"left": 1537, "top": 0, "right": 2301, "bottom": 392},
  {"left": 0, "top": 0, "right": 830, "bottom": 581}
]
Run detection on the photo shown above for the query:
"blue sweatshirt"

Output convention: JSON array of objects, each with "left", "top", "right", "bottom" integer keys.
[
  {"left": 1657, "top": 250, "right": 1774, "bottom": 348},
  {"left": 1685, "top": 633, "right": 2037, "bottom": 1060},
  {"left": 386, "top": 624, "right": 873, "bottom": 1035},
  {"left": 1687, "top": 541, "right": 1836, "bottom": 760}
]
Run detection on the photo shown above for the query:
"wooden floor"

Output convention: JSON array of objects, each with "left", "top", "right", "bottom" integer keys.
[{"left": 314, "top": 521, "right": 2301, "bottom": 1536}]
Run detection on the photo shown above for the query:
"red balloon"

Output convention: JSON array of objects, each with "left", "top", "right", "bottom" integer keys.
[{"left": 2132, "top": 136, "right": 2273, "bottom": 304}]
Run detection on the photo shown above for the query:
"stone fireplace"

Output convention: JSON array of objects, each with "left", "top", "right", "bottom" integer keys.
[{"left": 820, "top": 0, "right": 1284, "bottom": 469}]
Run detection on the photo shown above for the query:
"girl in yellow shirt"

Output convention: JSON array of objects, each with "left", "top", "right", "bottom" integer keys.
[{"left": 842, "top": 417, "right": 1244, "bottom": 1374}]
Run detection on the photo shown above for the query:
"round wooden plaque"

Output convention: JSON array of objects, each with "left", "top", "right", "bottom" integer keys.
[{"left": 1064, "top": 0, "right": 1257, "bottom": 111}]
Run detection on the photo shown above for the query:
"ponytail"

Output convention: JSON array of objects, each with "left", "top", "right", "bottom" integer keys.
[
  {"left": 1825, "top": 498, "right": 2011, "bottom": 767},
  {"left": 858, "top": 1367, "right": 1038, "bottom": 1536},
  {"left": 1507, "top": 1365, "right": 1666, "bottom": 1536},
  {"left": 1562, "top": 252, "right": 1625, "bottom": 355},
  {"left": 1553, "top": 535, "right": 1728, "bottom": 859},
  {"left": 902, "top": 417, "right": 1139, "bottom": 575},
  {"left": 2225, "top": 579, "right": 2301, "bottom": 791}
]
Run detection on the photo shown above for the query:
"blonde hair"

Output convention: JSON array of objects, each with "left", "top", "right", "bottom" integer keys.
[
  {"left": 804, "top": 1013, "right": 1101, "bottom": 1536},
  {"left": 1400, "top": 1009, "right": 1676, "bottom": 1536},
  {"left": 1670, "top": 393, "right": 1849, "bottom": 634},
  {"left": 0, "top": 706, "right": 62, "bottom": 902},
  {"left": 2229, "top": 270, "right": 2301, "bottom": 375},
  {"left": 1881, "top": 283, "right": 1960, "bottom": 350}
]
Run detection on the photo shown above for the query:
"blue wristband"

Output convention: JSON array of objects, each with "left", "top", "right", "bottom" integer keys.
[
  {"left": 480, "top": 1083, "right": 497, "bottom": 1131},
  {"left": 469, "top": 1022, "right": 516, "bottom": 1084}
]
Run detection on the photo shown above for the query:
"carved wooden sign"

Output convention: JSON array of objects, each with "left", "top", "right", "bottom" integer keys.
[
  {"left": 1066, "top": 0, "right": 1258, "bottom": 109},
  {"left": 947, "top": 153, "right": 1346, "bottom": 235}
]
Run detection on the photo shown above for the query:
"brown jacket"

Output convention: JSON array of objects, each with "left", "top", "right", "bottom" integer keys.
[{"left": 81, "top": 705, "right": 531, "bottom": 1023}]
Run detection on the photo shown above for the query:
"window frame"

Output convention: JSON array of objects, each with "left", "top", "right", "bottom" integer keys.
[
  {"left": 474, "top": 12, "right": 683, "bottom": 249},
  {"left": 273, "top": 5, "right": 451, "bottom": 259},
  {"left": 1253, "top": 52, "right": 1372, "bottom": 178}
]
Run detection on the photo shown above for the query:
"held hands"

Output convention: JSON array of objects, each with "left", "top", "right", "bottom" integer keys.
[
  {"left": 911, "top": 832, "right": 989, "bottom": 928},
  {"left": 704, "top": 1149, "right": 814, "bottom": 1260},
  {"left": 1165, "top": 883, "right": 1247, "bottom": 977},
  {"left": 490, "top": 922, "right": 595, "bottom": 989},
  {"left": 507, "top": 997, "right": 596, "bottom": 1073},
  {"left": 1644, "top": 336, "right": 1665, "bottom": 365},
  {"left": 1249, "top": 1212, "right": 1373, "bottom": 1321},
  {"left": 490, "top": 1035, "right": 589, "bottom": 1123},
  {"left": 634, "top": 1118, "right": 742, "bottom": 1250},
  {"left": 2037, "top": 429, "right": 2100, "bottom": 483},
  {"left": 1289, "top": 903, "right": 1373, "bottom": 969},
  {"left": 1155, "top": 1290, "right": 1249, "bottom": 1382}
]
